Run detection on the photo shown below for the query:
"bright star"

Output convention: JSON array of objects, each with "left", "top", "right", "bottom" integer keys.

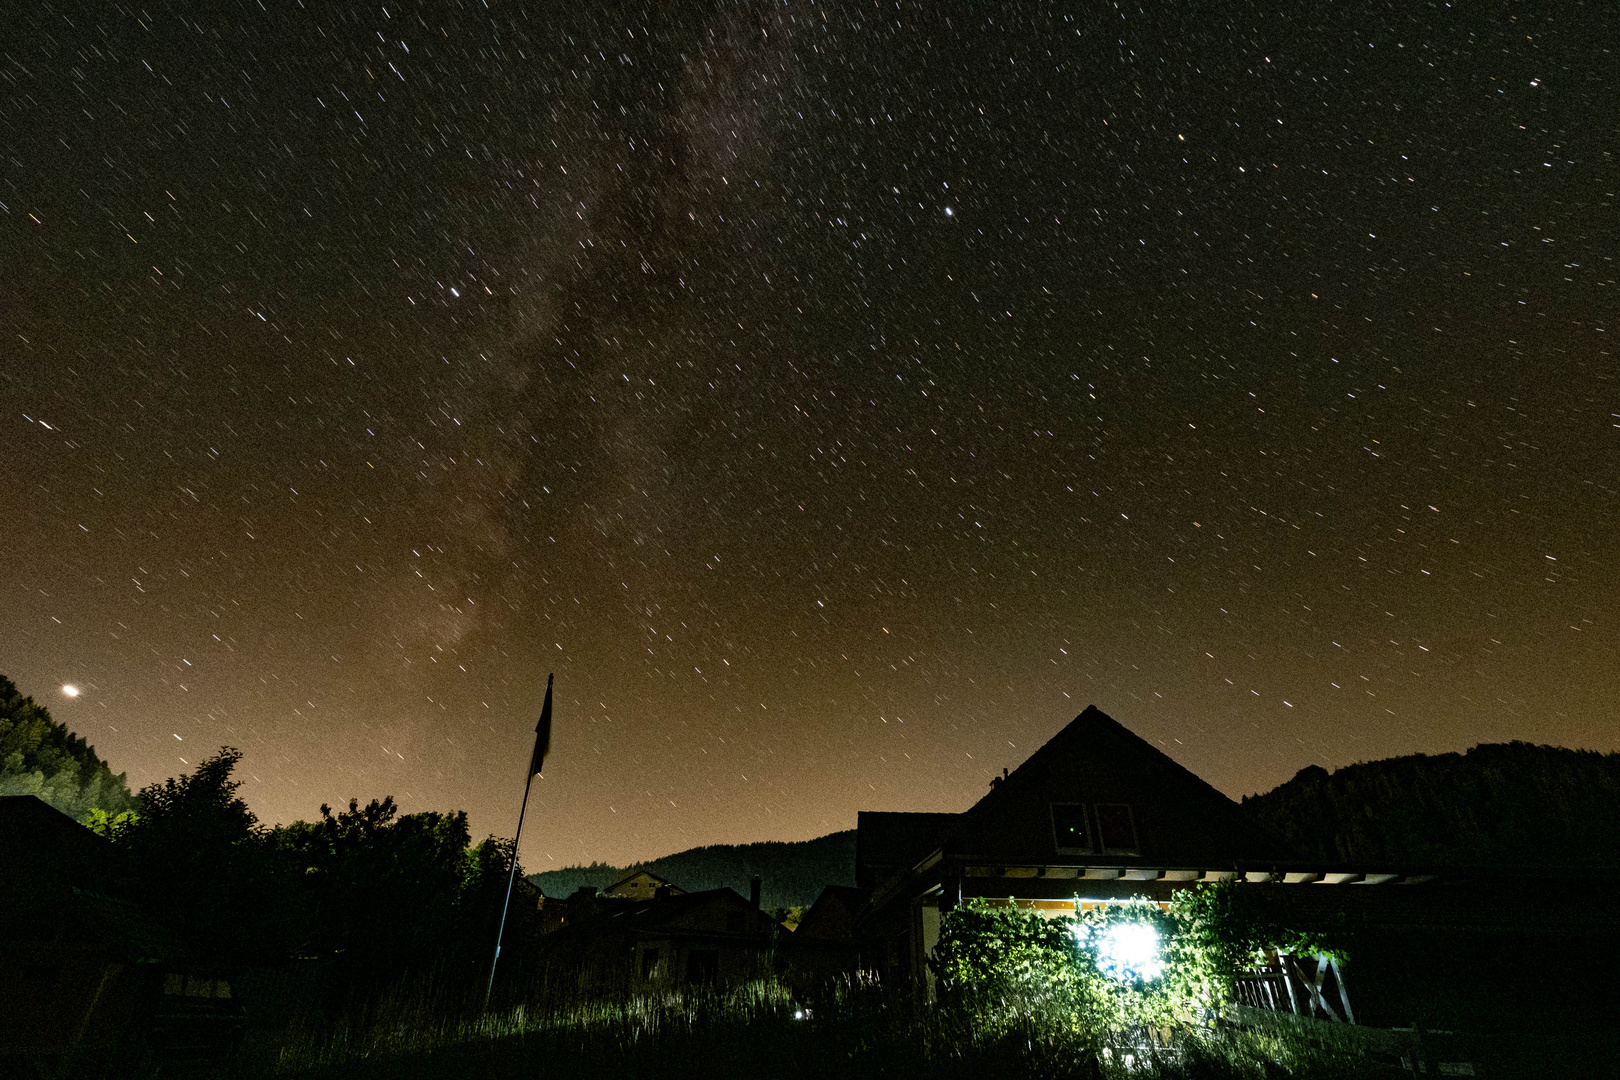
[{"left": 62, "top": 684, "right": 80, "bottom": 697}]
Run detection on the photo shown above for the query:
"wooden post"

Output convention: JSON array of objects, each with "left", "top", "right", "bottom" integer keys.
[
  {"left": 1331, "top": 956, "right": 1356, "bottom": 1025},
  {"left": 1279, "top": 951, "right": 1302, "bottom": 1015}
]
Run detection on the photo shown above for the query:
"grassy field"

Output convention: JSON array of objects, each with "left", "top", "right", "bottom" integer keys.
[{"left": 204, "top": 973, "right": 1379, "bottom": 1080}]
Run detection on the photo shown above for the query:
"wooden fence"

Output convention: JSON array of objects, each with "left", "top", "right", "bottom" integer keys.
[{"left": 1232, "top": 952, "right": 1354, "bottom": 1024}]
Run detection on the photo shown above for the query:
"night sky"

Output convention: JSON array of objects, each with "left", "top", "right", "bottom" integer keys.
[{"left": 4, "top": 1, "right": 1616, "bottom": 868}]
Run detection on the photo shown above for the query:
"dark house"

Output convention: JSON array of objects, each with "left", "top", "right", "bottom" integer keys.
[
  {"left": 853, "top": 707, "right": 1434, "bottom": 997},
  {"left": 536, "top": 886, "right": 787, "bottom": 989},
  {"left": 0, "top": 795, "right": 243, "bottom": 1070}
]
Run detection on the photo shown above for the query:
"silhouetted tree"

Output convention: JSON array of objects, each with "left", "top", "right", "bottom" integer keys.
[
  {"left": 272, "top": 798, "right": 530, "bottom": 979},
  {"left": 119, "top": 746, "right": 288, "bottom": 964}
]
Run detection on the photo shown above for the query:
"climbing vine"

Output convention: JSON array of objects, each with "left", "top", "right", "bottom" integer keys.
[{"left": 929, "top": 883, "right": 1346, "bottom": 1037}]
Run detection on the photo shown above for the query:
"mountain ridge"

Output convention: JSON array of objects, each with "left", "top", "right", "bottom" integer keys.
[
  {"left": 527, "top": 829, "right": 856, "bottom": 910},
  {"left": 1243, "top": 741, "right": 1620, "bottom": 868}
]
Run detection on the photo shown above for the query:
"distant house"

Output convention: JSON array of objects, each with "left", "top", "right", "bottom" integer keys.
[
  {"left": 605, "top": 869, "right": 686, "bottom": 900},
  {"left": 536, "top": 887, "right": 784, "bottom": 989}
]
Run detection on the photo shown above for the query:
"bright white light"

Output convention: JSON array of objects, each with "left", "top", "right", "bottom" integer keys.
[
  {"left": 943, "top": 206, "right": 954, "bottom": 217},
  {"left": 1096, "top": 922, "right": 1163, "bottom": 981},
  {"left": 62, "top": 684, "right": 80, "bottom": 697}
]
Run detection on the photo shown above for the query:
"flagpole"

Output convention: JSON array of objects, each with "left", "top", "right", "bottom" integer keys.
[{"left": 487, "top": 673, "right": 553, "bottom": 1005}]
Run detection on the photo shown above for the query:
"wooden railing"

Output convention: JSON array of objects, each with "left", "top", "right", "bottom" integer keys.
[{"left": 1232, "top": 952, "right": 1354, "bottom": 1024}]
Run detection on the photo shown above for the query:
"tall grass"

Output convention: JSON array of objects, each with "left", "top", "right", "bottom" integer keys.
[{"left": 223, "top": 970, "right": 1376, "bottom": 1080}]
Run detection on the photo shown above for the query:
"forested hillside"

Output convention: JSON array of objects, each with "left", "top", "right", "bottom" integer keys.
[
  {"left": 529, "top": 829, "right": 856, "bottom": 910},
  {"left": 1245, "top": 742, "right": 1620, "bottom": 868},
  {"left": 0, "top": 675, "right": 135, "bottom": 818}
]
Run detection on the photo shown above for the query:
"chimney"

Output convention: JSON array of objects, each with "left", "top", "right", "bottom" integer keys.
[
  {"left": 990, "top": 767, "right": 1009, "bottom": 790},
  {"left": 749, "top": 876, "right": 762, "bottom": 909}
]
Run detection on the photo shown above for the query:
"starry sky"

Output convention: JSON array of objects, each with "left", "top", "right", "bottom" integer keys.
[{"left": 3, "top": 0, "right": 1616, "bottom": 868}]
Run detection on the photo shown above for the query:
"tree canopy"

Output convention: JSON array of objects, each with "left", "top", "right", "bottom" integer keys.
[
  {"left": 1244, "top": 742, "right": 1620, "bottom": 867},
  {"left": 94, "top": 746, "right": 534, "bottom": 979},
  {"left": 0, "top": 674, "right": 134, "bottom": 818}
]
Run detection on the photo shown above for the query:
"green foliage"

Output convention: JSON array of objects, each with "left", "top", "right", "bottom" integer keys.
[
  {"left": 81, "top": 806, "right": 140, "bottom": 841},
  {"left": 271, "top": 796, "right": 531, "bottom": 977},
  {"left": 118, "top": 745, "right": 283, "bottom": 963},
  {"left": 0, "top": 674, "right": 135, "bottom": 818},
  {"left": 1070, "top": 901, "right": 1200, "bottom": 1031},
  {"left": 1171, "top": 881, "right": 1343, "bottom": 990},
  {"left": 930, "top": 898, "right": 1078, "bottom": 996},
  {"left": 1244, "top": 742, "right": 1620, "bottom": 867},
  {"left": 72, "top": 740, "right": 543, "bottom": 978},
  {"left": 929, "top": 898, "right": 1089, "bottom": 1039},
  {"left": 932, "top": 886, "right": 1343, "bottom": 1043},
  {"left": 273, "top": 796, "right": 467, "bottom": 965}
]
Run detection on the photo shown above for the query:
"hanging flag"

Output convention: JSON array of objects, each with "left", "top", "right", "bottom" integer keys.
[{"left": 528, "top": 673, "right": 554, "bottom": 777}]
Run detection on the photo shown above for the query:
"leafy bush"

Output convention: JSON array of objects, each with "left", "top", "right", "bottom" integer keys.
[
  {"left": 1071, "top": 901, "right": 1204, "bottom": 1032},
  {"left": 932, "top": 885, "right": 1342, "bottom": 1044},
  {"left": 928, "top": 897, "right": 1089, "bottom": 1040}
]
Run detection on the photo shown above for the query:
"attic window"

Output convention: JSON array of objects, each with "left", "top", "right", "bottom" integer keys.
[
  {"left": 1050, "top": 802, "right": 1091, "bottom": 854},
  {"left": 1095, "top": 803, "right": 1140, "bottom": 855}
]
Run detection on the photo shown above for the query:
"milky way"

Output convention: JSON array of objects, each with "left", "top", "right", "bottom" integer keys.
[{"left": 3, "top": 1, "right": 1615, "bottom": 866}]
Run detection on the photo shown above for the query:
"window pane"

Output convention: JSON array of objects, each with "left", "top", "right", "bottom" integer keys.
[
  {"left": 1095, "top": 803, "right": 1138, "bottom": 853},
  {"left": 1050, "top": 803, "right": 1090, "bottom": 851}
]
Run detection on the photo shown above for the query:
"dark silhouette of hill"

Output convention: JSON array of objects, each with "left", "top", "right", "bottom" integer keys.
[
  {"left": 528, "top": 829, "right": 856, "bottom": 909},
  {"left": 0, "top": 675, "right": 135, "bottom": 819},
  {"left": 1244, "top": 741, "right": 1620, "bottom": 868}
]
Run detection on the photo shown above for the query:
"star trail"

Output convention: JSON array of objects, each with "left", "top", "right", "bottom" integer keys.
[{"left": 3, "top": 0, "right": 1615, "bottom": 866}]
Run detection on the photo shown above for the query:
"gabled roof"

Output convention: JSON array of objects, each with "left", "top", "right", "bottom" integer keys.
[
  {"left": 0, "top": 796, "right": 175, "bottom": 961},
  {"left": 606, "top": 868, "right": 683, "bottom": 894},
  {"left": 936, "top": 706, "right": 1295, "bottom": 867},
  {"left": 795, "top": 885, "right": 868, "bottom": 942},
  {"left": 0, "top": 795, "right": 114, "bottom": 897}
]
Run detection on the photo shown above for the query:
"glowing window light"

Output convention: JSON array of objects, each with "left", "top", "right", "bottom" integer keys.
[{"left": 1089, "top": 922, "right": 1164, "bottom": 981}]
